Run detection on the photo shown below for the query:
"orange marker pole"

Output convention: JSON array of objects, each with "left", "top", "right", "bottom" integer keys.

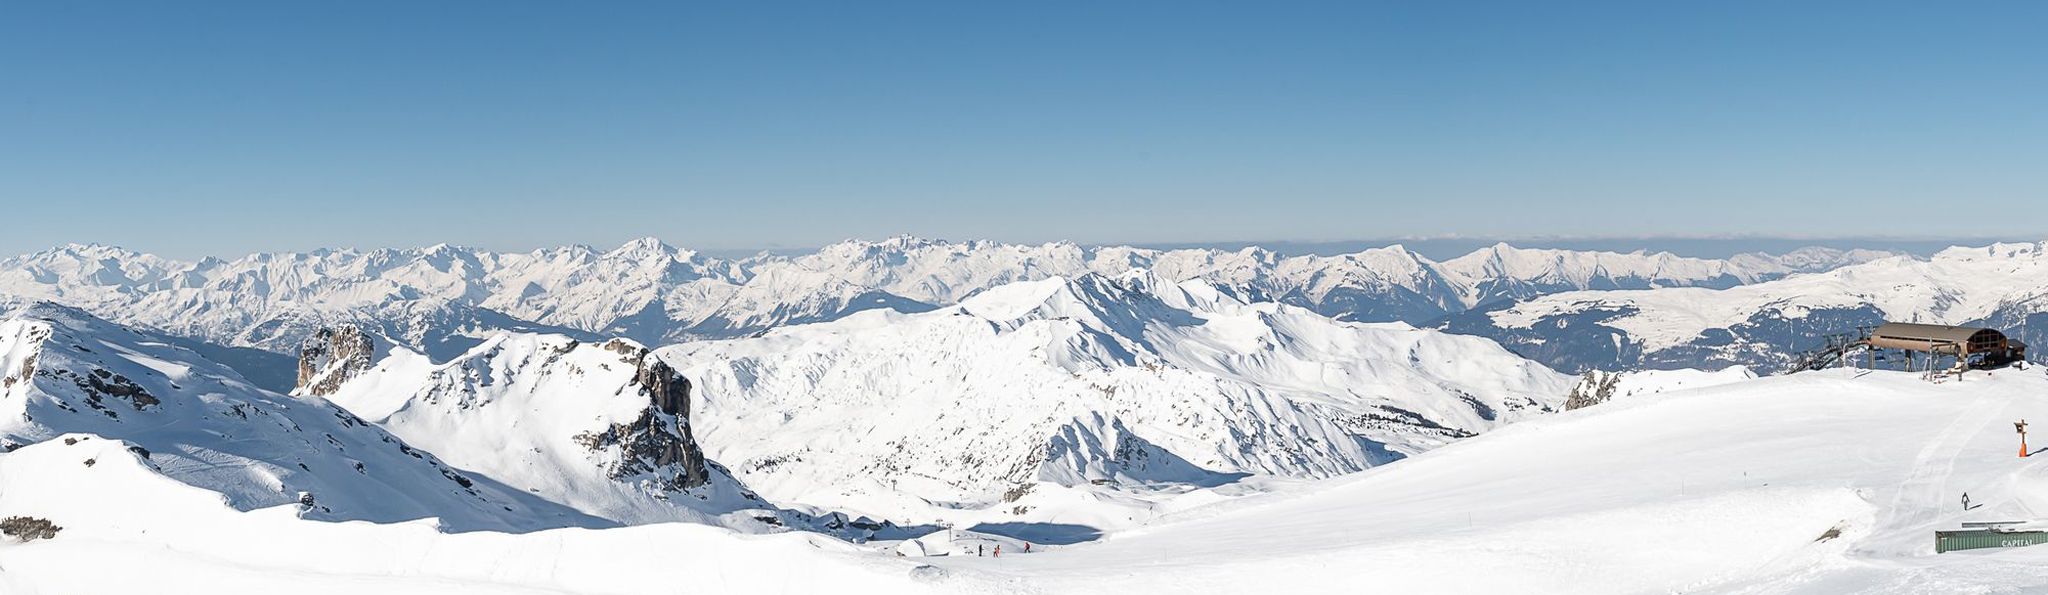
[{"left": 2020, "top": 420, "right": 2032, "bottom": 458}]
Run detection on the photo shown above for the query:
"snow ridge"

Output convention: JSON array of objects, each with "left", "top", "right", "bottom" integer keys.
[{"left": 658, "top": 271, "right": 1573, "bottom": 523}]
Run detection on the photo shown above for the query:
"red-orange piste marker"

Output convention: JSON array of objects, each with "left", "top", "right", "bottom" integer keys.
[{"left": 2020, "top": 420, "right": 2031, "bottom": 458}]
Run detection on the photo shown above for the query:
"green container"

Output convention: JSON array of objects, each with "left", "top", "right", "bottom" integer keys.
[{"left": 1935, "top": 529, "right": 2048, "bottom": 553}]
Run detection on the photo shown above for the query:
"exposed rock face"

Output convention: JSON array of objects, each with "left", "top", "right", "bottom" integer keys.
[
  {"left": 1563, "top": 371, "right": 1623, "bottom": 411},
  {"left": 579, "top": 339, "right": 710, "bottom": 489},
  {"left": 296, "top": 326, "right": 376, "bottom": 397},
  {"left": 1, "top": 324, "right": 47, "bottom": 390},
  {"left": 634, "top": 350, "right": 693, "bottom": 419}
]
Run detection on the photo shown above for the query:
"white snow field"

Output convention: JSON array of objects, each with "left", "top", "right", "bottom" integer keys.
[
  {"left": 11, "top": 366, "right": 2048, "bottom": 592},
  {"left": 888, "top": 367, "right": 2048, "bottom": 594},
  {"left": 0, "top": 434, "right": 949, "bottom": 595}
]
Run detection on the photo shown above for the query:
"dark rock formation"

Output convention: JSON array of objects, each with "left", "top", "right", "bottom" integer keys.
[
  {"left": 576, "top": 340, "right": 710, "bottom": 489},
  {"left": 1563, "top": 371, "right": 1622, "bottom": 411},
  {"left": 296, "top": 326, "right": 376, "bottom": 396},
  {"left": 0, "top": 516, "right": 60, "bottom": 542}
]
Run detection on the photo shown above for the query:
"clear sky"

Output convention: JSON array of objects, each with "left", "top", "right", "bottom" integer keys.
[{"left": 2, "top": 1, "right": 2043, "bottom": 259}]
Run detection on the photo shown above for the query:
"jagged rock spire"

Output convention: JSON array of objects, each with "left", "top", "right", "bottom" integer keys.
[{"left": 296, "top": 325, "right": 375, "bottom": 397}]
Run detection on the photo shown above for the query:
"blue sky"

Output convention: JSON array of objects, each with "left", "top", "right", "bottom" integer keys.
[{"left": 2, "top": 1, "right": 2043, "bottom": 258}]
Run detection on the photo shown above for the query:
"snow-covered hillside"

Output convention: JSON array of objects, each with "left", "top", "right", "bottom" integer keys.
[
  {"left": 899, "top": 367, "right": 2048, "bottom": 594},
  {"left": 1442, "top": 242, "right": 2048, "bottom": 374},
  {"left": 312, "top": 331, "right": 776, "bottom": 528},
  {"left": 0, "top": 303, "right": 601, "bottom": 532},
  {"left": 657, "top": 271, "right": 1574, "bottom": 527},
  {"left": 14, "top": 361, "right": 2048, "bottom": 593},
  {"left": 0, "top": 238, "right": 1891, "bottom": 391},
  {"left": 0, "top": 434, "right": 948, "bottom": 595}
]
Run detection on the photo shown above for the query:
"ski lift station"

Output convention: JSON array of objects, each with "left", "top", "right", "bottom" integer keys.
[
  {"left": 1790, "top": 322, "right": 2029, "bottom": 377},
  {"left": 1867, "top": 323, "right": 2028, "bottom": 370}
]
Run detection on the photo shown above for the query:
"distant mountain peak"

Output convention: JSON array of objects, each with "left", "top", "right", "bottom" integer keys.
[{"left": 606, "top": 236, "right": 677, "bottom": 259}]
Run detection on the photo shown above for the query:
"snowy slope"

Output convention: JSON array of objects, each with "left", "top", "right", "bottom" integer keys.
[
  {"left": 1562, "top": 366, "right": 1757, "bottom": 410},
  {"left": 906, "top": 367, "right": 2048, "bottom": 594},
  {"left": 0, "top": 238, "right": 1891, "bottom": 384},
  {"left": 17, "top": 357, "right": 2048, "bottom": 593},
  {"left": 0, "top": 434, "right": 949, "bottom": 595},
  {"left": 0, "top": 303, "right": 600, "bottom": 532},
  {"left": 657, "top": 271, "right": 1573, "bottom": 527},
  {"left": 1443, "top": 242, "right": 2048, "bottom": 373},
  {"left": 314, "top": 331, "right": 777, "bottom": 528}
]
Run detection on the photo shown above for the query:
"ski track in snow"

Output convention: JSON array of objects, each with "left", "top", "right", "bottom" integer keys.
[{"left": 1877, "top": 381, "right": 2013, "bottom": 551}]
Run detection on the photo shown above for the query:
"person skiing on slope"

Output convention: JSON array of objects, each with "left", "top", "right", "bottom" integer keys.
[
  {"left": 994, "top": 545, "right": 1001, "bottom": 557},
  {"left": 978, "top": 544, "right": 983, "bottom": 557},
  {"left": 1963, "top": 492, "right": 1972, "bottom": 510}
]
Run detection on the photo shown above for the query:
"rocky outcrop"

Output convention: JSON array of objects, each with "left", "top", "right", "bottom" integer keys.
[
  {"left": 577, "top": 339, "right": 710, "bottom": 489},
  {"left": 1562, "top": 368, "right": 1756, "bottom": 411},
  {"left": 296, "top": 326, "right": 376, "bottom": 396},
  {"left": 1563, "top": 371, "right": 1622, "bottom": 411}
]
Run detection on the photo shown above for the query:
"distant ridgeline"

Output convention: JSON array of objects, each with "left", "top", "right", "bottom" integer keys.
[
  {"left": 1438, "top": 243, "right": 2048, "bottom": 374},
  {"left": 0, "top": 237, "right": 1895, "bottom": 389}
]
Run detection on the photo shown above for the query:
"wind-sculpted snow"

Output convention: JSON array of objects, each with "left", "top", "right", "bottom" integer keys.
[
  {"left": 0, "top": 303, "right": 602, "bottom": 532},
  {"left": 1445, "top": 242, "right": 2048, "bottom": 373},
  {"left": 0, "top": 237, "right": 1891, "bottom": 389},
  {"left": 657, "top": 271, "right": 1574, "bottom": 524}
]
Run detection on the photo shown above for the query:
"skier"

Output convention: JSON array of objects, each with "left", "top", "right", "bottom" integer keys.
[
  {"left": 978, "top": 544, "right": 983, "bottom": 557},
  {"left": 1963, "top": 492, "right": 1972, "bottom": 510},
  {"left": 994, "top": 545, "right": 1001, "bottom": 557},
  {"left": 1024, "top": 542, "right": 1031, "bottom": 553}
]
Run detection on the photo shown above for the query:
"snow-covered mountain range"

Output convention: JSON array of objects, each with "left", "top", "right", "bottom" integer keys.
[
  {"left": 1442, "top": 242, "right": 2048, "bottom": 374},
  {"left": 0, "top": 303, "right": 604, "bottom": 532},
  {"left": 0, "top": 301, "right": 915, "bottom": 540},
  {"left": 12, "top": 236, "right": 2046, "bottom": 594},
  {"left": 656, "top": 271, "right": 1574, "bottom": 525},
  {"left": 0, "top": 237, "right": 1891, "bottom": 391}
]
